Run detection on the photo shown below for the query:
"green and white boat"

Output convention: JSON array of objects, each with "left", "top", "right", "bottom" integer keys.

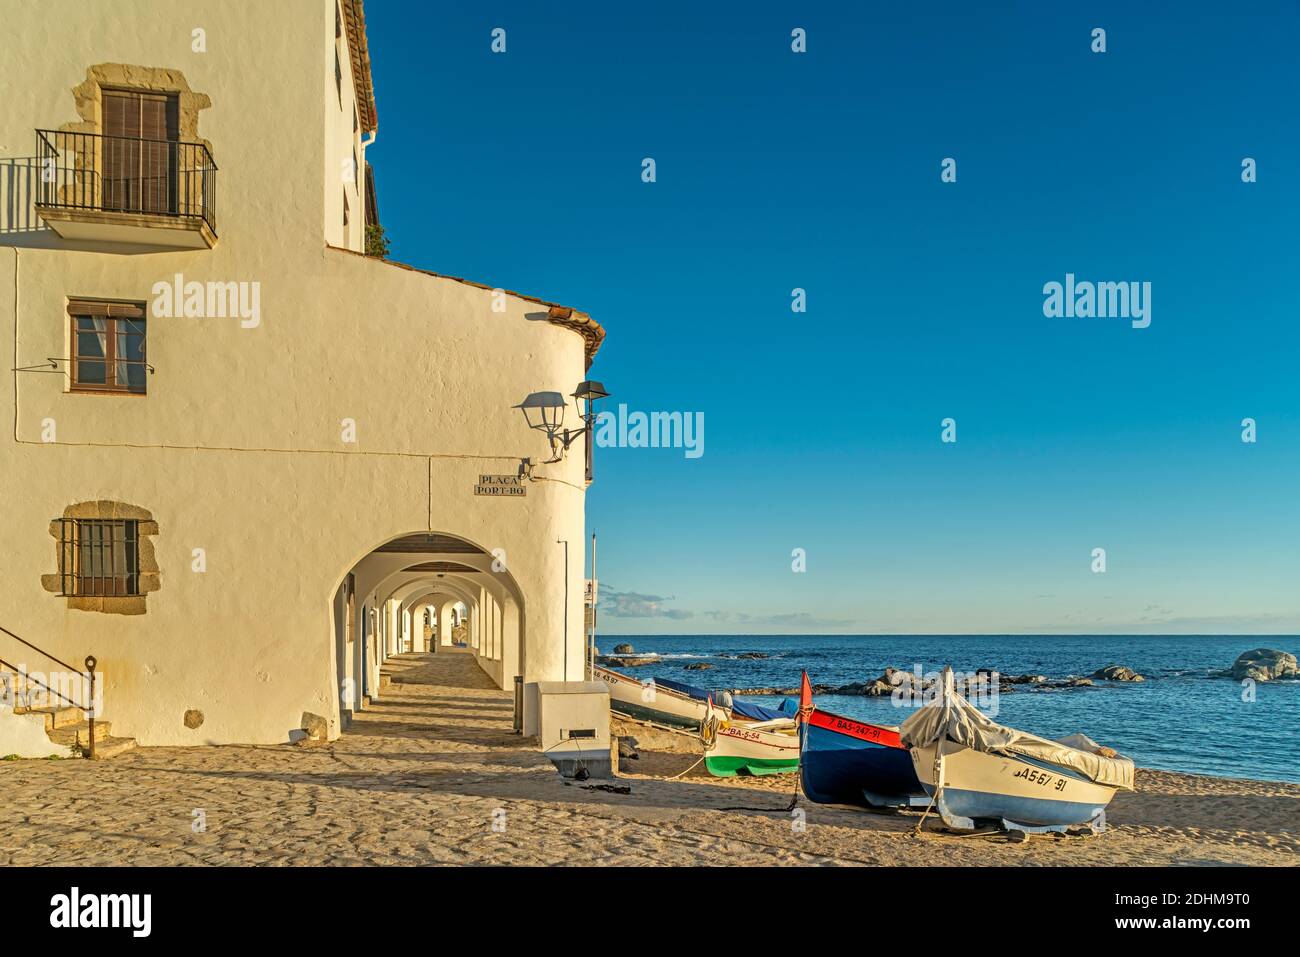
[{"left": 702, "top": 699, "right": 801, "bottom": 777}]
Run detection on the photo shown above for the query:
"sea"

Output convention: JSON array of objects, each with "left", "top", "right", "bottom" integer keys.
[{"left": 597, "top": 634, "right": 1300, "bottom": 784}]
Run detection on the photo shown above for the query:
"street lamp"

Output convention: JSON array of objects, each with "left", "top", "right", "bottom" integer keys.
[
  {"left": 515, "top": 381, "right": 611, "bottom": 477},
  {"left": 572, "top": 380, "right": 609, "bottom": 483}
]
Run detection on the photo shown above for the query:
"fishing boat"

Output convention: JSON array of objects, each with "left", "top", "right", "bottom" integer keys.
[
  {"left": 901, "top": 668, "right": 1135, "bottom": 833},
  {"left": 594, "top": 664, "right": 711, "bottom": 729},
  {"left": 593, "top": 665, "right": 788, "bottom": 730},
  {"left": 795, "top": 673, "right": 927, "bottom": 808},
  {"left": 701, "top": 698, "right": 801, "bottom": 777}
]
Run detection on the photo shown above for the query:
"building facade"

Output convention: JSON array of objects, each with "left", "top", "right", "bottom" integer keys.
[{"left": 0, "top": 0, "right": 604, "bottom": 749}]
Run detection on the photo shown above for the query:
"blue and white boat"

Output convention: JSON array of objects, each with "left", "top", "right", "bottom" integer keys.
[
  {"left": 795, "top": 672, "right": 927, "bottom": 808},
  {"left": 901, "top": 669, "right": 1135, "bottom": 833}
]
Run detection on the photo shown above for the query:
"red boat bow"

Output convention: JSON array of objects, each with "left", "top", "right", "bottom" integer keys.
[{"left": 806, "top": 709, "right": 904, "bottom": 749}]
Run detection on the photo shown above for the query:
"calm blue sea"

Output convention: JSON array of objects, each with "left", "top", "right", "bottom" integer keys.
[{"left": 599, "top": 635, "right": 1300, "bottom": 783}]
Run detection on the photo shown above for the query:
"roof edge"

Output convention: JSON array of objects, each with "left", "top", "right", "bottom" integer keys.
[
  {"left": 342, "top": 0, "right": 378, "bottom": 133},
  {"left": 324, "top": 244, "right": 605, "bottom": 366}
]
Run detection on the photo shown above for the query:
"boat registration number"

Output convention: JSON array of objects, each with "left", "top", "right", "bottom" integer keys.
[{"left": 1013, "top": 766, "right": 1068, "bottom": 791}]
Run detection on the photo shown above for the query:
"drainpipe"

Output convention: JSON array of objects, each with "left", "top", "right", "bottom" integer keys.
[{"left": 359, "top": 129, "right": 377, "bottom": 233}]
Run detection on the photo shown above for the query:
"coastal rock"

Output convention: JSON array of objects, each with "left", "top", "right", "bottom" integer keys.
[
  {"left": 731, "top": 685, "right": 833, "bottom": 696},
  {"left": 684, "top": 662, "right": 714, "bottom": 671},
  {"left": 836, "top": 667, "right": 915, "bottom": 697},
  {"left": 832, "top": 667, "right": 1009, "bottom": 698},
  {"left": 734, "top": 652, "right": 769, "bottom": 659},
  {"left": 832, "top": 680, "right": 889, "bottom": 696},
  {"left": 613, "top": 643, "right": 635, "bottom": 655},
  {"left": 1230, "top": 648, "right": 1298, "bottom": 682},
  {"left": 1093, "top": 664, "right": 1144, "bottom": 682},
  {"left": 1032, "top": 677, "right": 1096, "bottom": 691},
  {"left": 595, "top": 654, "right": 658, "bottom": 667}
]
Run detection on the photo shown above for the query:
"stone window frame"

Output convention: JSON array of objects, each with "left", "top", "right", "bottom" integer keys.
[
  {"left": 46, "top": 65, "right": 213, "bottom": 222},
  {"left": 41, "top": 502, "right": 160, "bottom": 615},
  {"left": 64, "top": 64, "right": 212, "bottom": 146}
]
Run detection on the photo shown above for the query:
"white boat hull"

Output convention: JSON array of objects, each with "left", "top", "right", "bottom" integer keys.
[
  {"left": 594, "top": 666, "right": 710, "bottom": 729},
  {"left": 911, "top": 739, "right": 1122, "bottom": 833}
]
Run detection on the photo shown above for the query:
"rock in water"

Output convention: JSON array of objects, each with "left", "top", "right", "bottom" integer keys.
[
  {"left": 684, "top": 662, "right": 714, "bottom": 671},
  {"left": 596, "top": 654, "right": 657, "bottom": 667},
  {"left": 1231, "top": 648, "right": 1299, "bottom": 682},
  {"left": 1093, "top": 664, "right": 1145, "bottom": 682},
  {"left": 613, "top": 643, "right": 634, "bottom": 654}
]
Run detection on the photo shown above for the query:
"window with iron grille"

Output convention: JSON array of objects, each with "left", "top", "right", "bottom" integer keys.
[
  {"left": 68, "top": 300, "right": 147, "bottom": 394},
  {"left": 57, "top": 519, "right": 141, "bottom": 596}
]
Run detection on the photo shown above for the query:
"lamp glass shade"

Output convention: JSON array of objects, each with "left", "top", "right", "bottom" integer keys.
[
  {"left": 572, "top": 380, "right": 610, "bottom": 404},
  {"left": 515, "top": 391, "right": 567, "bottom": 431}
]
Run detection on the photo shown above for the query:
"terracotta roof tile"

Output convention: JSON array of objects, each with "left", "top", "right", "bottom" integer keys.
[{"left": 342, "top": 0, "right": 377, "bottom": 133}]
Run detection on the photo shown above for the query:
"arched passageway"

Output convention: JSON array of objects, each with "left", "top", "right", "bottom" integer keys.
[{"left": 330, "top": 532, "right": 527, "bottom": 730}]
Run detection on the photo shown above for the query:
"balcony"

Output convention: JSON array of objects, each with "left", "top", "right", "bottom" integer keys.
[{"left": 35, "top": 129, "right": 217, "bottom": 249}]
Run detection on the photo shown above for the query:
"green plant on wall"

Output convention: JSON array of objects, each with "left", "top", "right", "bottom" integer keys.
[{"left": 365, "top": 223, "right": 390, "bottom": 259}]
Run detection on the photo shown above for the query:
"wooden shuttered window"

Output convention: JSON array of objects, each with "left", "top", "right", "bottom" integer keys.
[
  {"left": 101, "top": 89, "right": 180, "bottom": 215},
  {"left": 68, "top": 299, "right": 147, "bottom": 395}
]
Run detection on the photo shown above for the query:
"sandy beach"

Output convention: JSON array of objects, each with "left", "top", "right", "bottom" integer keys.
[{"left": 2, "top": 653, "right": 1294, "bottom": 867}]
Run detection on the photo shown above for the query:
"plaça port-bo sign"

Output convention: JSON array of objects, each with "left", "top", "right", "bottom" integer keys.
[{"left": 474, "top": 474, "right": 526, "bottom": 497}]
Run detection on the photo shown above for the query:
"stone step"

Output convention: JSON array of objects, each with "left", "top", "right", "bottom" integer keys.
[
  {"left": 48, "top": 720, "right": 112, "bottom": 747},
  {"left": 16, "top": 705, "right": 84, "bottom": 730},
  {"left": 88, "top": 736, "right": 136, "bottom": 760}
]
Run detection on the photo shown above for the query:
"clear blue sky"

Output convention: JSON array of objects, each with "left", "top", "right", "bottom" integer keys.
[{"left": 366, "top": 1, "right": 1300, "bottom": 635}]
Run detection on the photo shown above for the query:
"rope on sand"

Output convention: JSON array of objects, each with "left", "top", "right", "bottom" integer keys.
[
  {"left": 669, "top": 754, "right": 707, "bottom": 780},
  {"left": 912, "top": 787, "right": 941, "bottom": 835}
]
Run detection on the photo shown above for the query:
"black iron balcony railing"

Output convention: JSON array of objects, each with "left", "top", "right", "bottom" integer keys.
[{"left": 36, "top": 129, "right": 217, "bottom": 235}]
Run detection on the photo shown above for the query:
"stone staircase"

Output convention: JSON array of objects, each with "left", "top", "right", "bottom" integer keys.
[
  {"left": 2, "top": 666, "right": 137, "bottom": 760},
  {"left": 16, "top": 702, "right": 137, "bottom": 759}
]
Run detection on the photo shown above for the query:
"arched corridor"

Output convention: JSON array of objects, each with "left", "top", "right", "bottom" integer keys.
[{"left": 330, "top": 532, "right": 528, "bottom": 734}]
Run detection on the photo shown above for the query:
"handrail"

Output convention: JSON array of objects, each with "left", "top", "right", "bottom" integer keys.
[
  {"left": 34, "top": 128, "right": 217, "bottom": 169},
  {"left": 0, "top": 656, "right": 84, "bottom": 711},
  {"left": 0, "top": 623, "right": 78, "bottom": 673},
  {"left": 0, "top": 625, "right": 98, "bottom": 757}
]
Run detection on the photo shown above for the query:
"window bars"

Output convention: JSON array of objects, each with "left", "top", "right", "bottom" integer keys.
[{"left": 57, "top": 519, "right": 140, "bottom": 597}]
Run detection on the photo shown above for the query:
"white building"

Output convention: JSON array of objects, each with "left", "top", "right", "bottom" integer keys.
[{"left": 0, "top": 0, "right": 606, "bottom": 751}]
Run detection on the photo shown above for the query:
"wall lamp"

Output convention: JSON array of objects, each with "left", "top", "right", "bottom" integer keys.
[{"left": 515, "top": 380, "right": 611, "bottom": 479}]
